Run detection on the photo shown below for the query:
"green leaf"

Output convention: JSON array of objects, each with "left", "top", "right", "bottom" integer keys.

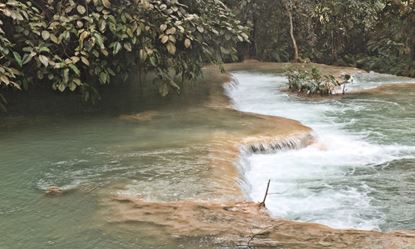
[
  {"left": 38, "top": 47, "right": 51, "bottom": 53},
  {"left": 139, "top": 49, "right": 147, "bottom": 61},
  {"left": 41, "top": 30, "right": 50, "bottom": 40},
  {"left": 99, "top": 20, "right": 106, "bottom": 32},
  {"left": 160, "top": 24, "right": 167, "bottom": 32},
  {"left": 94, "top": 33, "right": 105, "bottom": 49},
  {"left": 38, "top": 55, "right": 49, "bottom": 67},
  {"left": 113, "top": 42, "right": 122, "bottom": 54},
  {"left": 102, "top": 0, "right": 111, "bottom": 8},
  {"left": 197, "top": 26, "right": 204, "bottom": 33},
  {"left": 71, "top": 56, "right": 80, "bottom": 64},
  {"left": 166, "top": 43, "right": 176, "bottom": 55},
  {"left": 69, "top": 81, "right": 77, "bottom": 91},
  {"left": 22, "top": 53, "right": 34, "bottom": 65},
  {"left": 13, "top": 52, "right": 22, "bottom": 67},
  {"left": 73, "top": 79, "right": 82, "bottom": 86},
  {"left": 161, "top": 35, "right": 169, "bottom": 44},
  {"left": 166, "top": 27, "right": 176, "bottom": 35},
  {"left": 101, "top": 49, "right": 109, "bottom": 56},
  {"left": 0, "top": 75, "right": 10, "bottom": 85},
  {"left": 58, "top": 83, "right": 66, "bottom": 92},
  {"left": 79, "top": 31, "right": 89, "bottom": 48},
  {"left": 99, "top": 71, "right": 108, "bottom": 84},
  {"left": 63, "top": 68, "right": 69, "bottom": 84},
  {"left": 169, "top": 35, "right": 176, "bottom": 43},
  {"left": 149, "top": 56, "right": 156, "bottom": 66},
  {"left": 241, "top": 33, "right": 249, "bottom": 41},
  {"left": 81, "top": 56, "right": 90, "bottom": 66},
  {"left": 50, "top": 34, "right": 59, "bottom": 44},
  {"left": 69, "top": 64, "right": 80, "bottom": 76},
  {"left": 77, "top": 5, "right": 86, "bottom": 15},
  {"left": 76, "top": 21, "right": 84, "bottom": 28},
  {"left": 123, "top": 42, "right": 132, "bottom": 52},
  {"left": 184, "top": 38, "right": 191, "bottom": 48}
]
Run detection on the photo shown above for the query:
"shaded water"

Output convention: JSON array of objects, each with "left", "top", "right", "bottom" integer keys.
[
  {"left": 0, "top": 108, "right": 240, "bottom": 249},
  {"left": 226, "top": 72, "right": 415, "bottom": 231}
]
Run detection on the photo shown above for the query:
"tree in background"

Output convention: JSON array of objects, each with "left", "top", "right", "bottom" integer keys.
[
  {"left": 282, "top": 0, "right": 299, "bottom": 62},
  {"left": 0, "top": 0, "right": 248, "bottom": 110},
  {"left": 225, "top": 0, "right": 415, "bottom": 77},
  {"left": 353, "top": 0, "right": 415, "bottom": 76}
]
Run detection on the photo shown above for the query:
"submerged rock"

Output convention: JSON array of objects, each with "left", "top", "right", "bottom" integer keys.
[{"left": 45, "top": 186, "right": 63, "bottom": 195}]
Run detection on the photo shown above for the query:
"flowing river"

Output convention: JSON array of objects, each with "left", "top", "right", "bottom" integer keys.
[
  {"left": 226, "top": 71, "right": 415, "bottom": 231},
  {"left": 1, "top": 67, "right": 415, "bottom": 248}
]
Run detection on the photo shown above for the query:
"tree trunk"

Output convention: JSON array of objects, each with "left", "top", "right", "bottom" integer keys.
[
  {"left": 286, "top": 3, "right": 299, "bottom": 62},
  {"left": 137, "top": 61, "right": 144, "bottom": 98},
  {"left": 411, "top": 31, "right": 415, "bottom": 60},
  {"left": 331, "top": 30, "right": 338, "bottom": 63},
  {"left": 252, "top": 11, "right": 258, "bottom": 58}
]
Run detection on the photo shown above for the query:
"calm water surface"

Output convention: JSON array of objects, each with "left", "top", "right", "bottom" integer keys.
[{"left": 0, "top": 108, "right": 234, "bottom": 249}]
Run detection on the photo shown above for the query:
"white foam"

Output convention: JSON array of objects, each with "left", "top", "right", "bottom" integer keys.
[{"left": 227, "top": 72, "right": 415, "bottom": 230}]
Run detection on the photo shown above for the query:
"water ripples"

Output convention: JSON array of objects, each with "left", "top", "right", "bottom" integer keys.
[{"left": 227, "top": 71, "right": 415, "bottom": 231}]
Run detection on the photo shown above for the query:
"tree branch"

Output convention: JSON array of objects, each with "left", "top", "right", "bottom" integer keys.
[{"left": 259, "top": 179, "right": 271, "bottom": 208}]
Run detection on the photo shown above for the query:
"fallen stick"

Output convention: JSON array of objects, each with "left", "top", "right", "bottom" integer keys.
[{"left": 259, "top": 179, "right": 271, "bottom": 208}]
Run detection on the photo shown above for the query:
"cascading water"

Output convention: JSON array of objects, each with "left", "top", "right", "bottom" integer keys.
[
  {"left": 226, "top": 72, "right": 415, "bottom": 231},
  {"left": 244, "top": 134, "right": 314, "bottom": 153}
]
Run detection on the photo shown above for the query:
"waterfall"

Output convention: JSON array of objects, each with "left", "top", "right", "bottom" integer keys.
[{"left": 243, "top": 134, "right": 314, "bottom": 154}]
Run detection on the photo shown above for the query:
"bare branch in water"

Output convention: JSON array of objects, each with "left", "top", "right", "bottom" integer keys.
[{"left": 259, "top": 179, "right": 271, "bottom": 208}]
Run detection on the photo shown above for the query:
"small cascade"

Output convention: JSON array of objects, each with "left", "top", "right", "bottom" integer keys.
[
  {"left": 236, "top": 133, "right": 315, "bottom": 199},
  {"left": 243, "top": 133, "right": 314, "bottom": 154},
  {"left": 224, "top": 77, "right": 240, "bottom": 90}
]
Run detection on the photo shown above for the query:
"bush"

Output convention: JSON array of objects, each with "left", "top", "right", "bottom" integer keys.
[{"left": 286, "top": 67, "right": 341, "bottom": 95}]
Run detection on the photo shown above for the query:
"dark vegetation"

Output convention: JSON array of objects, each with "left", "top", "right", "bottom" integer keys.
[
  {"left": 0, "top": 0, "right": 248, "bottom": 111},
  {"left": 1, "top": 0, "right": 414, "bottom": 111},
  {"left": 225, "top": 0, "right": 415, "bottom": 75}
]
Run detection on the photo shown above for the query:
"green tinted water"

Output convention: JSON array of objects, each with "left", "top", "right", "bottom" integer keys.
[
  {"left": 0, "top": 109, "right": 229, "bottom": 249},
  {"left": 1, "top": 73, "right": 414, "bottom": 248},
  {"left": 334, "top": 87, "right": 415, "bottom": 229}
]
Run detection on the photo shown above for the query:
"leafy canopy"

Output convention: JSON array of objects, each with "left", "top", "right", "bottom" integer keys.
[{"left": 0, "top": 0, "right": 248, "bottom": 108}]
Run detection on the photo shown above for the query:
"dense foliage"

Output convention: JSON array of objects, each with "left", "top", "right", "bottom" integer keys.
[
  {"left": 0, "top": 0, "right": 248, "bottom": 110},
  {"left": 1, "top": 0, "right": 415, "bottom": 111},
  {"left": 286, "top": 67, "right": 342, "bottom": 95},
  {"left": 225, "top": 0, "right": 415, "bottom": 77}
]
